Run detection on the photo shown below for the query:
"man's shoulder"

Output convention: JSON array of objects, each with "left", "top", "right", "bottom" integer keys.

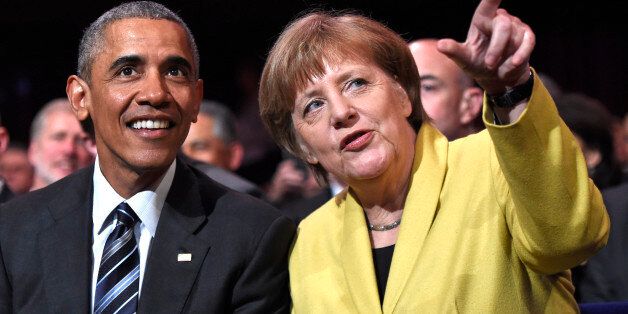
[{"left": 181, "top": 162, "right": 290, "bottom": 232}]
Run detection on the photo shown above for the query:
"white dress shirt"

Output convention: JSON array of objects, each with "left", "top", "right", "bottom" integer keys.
[{"left": 90, "top": 156, "right": 176, "bottom": 311}]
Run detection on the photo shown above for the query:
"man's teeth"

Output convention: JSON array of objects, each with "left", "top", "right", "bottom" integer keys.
[{"left": 131, "top": 120, "right": 170, "bottom": 129}]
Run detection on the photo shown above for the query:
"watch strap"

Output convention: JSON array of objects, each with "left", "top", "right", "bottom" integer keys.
[{"left": 487, "top": 72, "right": 534, "bottom": 108}]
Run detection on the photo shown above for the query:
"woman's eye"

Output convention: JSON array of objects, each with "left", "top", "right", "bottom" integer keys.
[
  {"left": 303, "top": 100, "right": 323, "bottom": 116},
  {"left": 348, "top": 78, "right": 367, "bottom": 89}
]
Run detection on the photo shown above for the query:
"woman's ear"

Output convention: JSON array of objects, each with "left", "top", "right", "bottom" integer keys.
[
  {"left": 295, "top": 136, "right": 319, "bottom": 165},
  {"left": 394, "top": 81, "right": 413, "bottom": 118},
  {"left": 66, "top": 75, "right": 91, "bottom": 121}
]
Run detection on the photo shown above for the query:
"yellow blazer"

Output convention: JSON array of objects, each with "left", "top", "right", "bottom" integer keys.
[{"left": 289, "top": 73, "right": 609, "bottom": 313}]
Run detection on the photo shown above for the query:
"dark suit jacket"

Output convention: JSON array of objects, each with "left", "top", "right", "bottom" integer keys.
[
  {"left": 280, "top": 188, "right": 333, "bottom": 225},
  {"left": 577, "top": 182, "right": 628, "bottom": 302},
  {"left": 0, "top": 159, "right": 295, "bottom": 313},
  {"left": 183, "top": 157, "right": 264, "bottom": 199}
]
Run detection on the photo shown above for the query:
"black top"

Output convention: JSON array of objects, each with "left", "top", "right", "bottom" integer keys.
[{"left": 372, "top": 244, "right": 395, "bottom": 305}]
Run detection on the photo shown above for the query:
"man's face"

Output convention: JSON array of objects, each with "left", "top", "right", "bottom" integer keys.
[
  {"left": 85, "top": 18, "right": 202, "bottom": 176},
  {"left": 410, "top": 40, "right": 468, "bottom": 140},
  {"left": 182, "top": 114, "right": 233, "bottom": 169},
  {"left": 0, "top": 147, "right": 34, "bottom": 194},
  {"left": 28, "top": 110, "right": 93, "bottom": 186}
]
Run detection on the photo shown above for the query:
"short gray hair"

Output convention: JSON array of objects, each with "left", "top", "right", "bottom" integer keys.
[
  {"left": 198, "top": 100, "right": 238, "bottom": 144},
  {"left": 30, "top": 98, "right": 73, "bottom": 142},
  {"left": 77, "top": 1, "right": 200, "bottom": 83}
]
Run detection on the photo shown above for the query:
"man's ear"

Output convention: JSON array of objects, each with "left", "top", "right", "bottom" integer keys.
[
  {"left": 66, "top": 75, "right": 91, "bottom": 121},
  {"left": 192, "top": 79, "right": 204, "bottom": 123},
  {"left": 459, "top": 86, "right": 483, "bottom": 125},
  {"left": 0, "top": 127, "right": 9, "bottom": 154},
  {"left": 227, "top": 142, "right": 245, "bottom": 171}
]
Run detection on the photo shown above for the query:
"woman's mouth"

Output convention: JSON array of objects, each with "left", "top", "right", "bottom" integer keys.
[{"left": 341, "top": 130, "right": 373, "bottom": 151}]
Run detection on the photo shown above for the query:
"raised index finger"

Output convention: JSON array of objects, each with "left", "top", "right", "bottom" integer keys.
[
  {"left": 473, "top": 0, "right": 502, "bottom": 32},
  {"left": 475, "top": 0, "right": 502, "bottom": 17}
]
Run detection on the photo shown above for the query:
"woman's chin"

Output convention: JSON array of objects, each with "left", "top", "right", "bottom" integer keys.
[{"left": 342, "top": 158, "right": 390, "bottom": 183}]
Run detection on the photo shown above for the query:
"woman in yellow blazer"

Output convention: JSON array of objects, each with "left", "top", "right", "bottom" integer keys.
[{"left": 258, "top": 0, "right": 609, "bottom": 312}]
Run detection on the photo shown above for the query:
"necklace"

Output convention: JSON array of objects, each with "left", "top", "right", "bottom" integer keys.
[{"left": 368, "top": 218, "right": 401, "bottom": 231}]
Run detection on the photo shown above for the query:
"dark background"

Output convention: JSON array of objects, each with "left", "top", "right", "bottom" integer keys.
[{"left": 0, "top": 0, "right": 625, "bottom": 145}]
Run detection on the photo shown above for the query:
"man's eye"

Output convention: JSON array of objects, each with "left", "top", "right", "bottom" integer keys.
[
  {"left": 421, "top": 83, "right": 437, "bottom": 92},
  {"left": 119, "top": 67, "right": 137, "bottom": 76},
  {"left": 167, "top": 67, "right": 187, "bottom": 77},
  {"left": 191, "top": 142, "right": 209, "bottom": 151}
]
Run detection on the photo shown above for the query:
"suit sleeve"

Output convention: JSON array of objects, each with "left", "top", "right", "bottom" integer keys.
[
  {"left": 233, "top": 215, "right": 295, "bottom": 313},
  {"left": 0, "top": 208, "right": 13, "bottom": 313},
  {"left": 485, "top": 69, "right": 610, "bottom": 275}
]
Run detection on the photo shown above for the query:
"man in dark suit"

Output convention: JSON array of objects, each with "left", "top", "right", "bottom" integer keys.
[
  {"left": 0, "top": 113, "right": 13, "bottom": 203},
  {"left": 577, "top": 182, "right": 628, "bottom": 302},
  {"left": 0, "top": 2, "right": 294, "bottom": 313}
]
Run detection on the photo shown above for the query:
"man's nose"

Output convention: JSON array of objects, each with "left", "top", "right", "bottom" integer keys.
[
  {"left": 136, "top": 70, "right": 171, "bottom": 107},
  {"left": 60, "top": 137, "right": 79, "bottom": 156}
]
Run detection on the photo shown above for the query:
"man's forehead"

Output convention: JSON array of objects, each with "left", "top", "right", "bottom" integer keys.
[{"left": 99, "top": 18, "right": 194, "bottom": 57}]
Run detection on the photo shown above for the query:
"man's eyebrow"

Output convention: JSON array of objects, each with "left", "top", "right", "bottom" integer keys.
[
  {"left": 165, "top": 56, "right": 193, "bottom": 70},
  {"left": 108, "top": 55, "right": 143, "bottom": 72},
  {"left": 419, "top": 74, "right": 439, "bottom": 81}
]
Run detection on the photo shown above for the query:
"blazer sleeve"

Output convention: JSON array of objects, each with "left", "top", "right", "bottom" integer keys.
[
  {"left": 0, "top": 204, "right": 13, "bottom": 313},
  {"left": 484, "top": 69, "right": 610, "bottom": 275},
  {"left": 232, "top": 215, "right": 295, "bottom": 313},
  {"left": 0, "top": 241, "right": 12, "bottom": 313}
]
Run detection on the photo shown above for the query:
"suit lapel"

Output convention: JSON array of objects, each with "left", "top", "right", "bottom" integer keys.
[
  {"left": 341, "top": 192, "right": 382, "bottom": 313},
  {"left": 39, "top": 166, "right": 94, "bottom": 312},
  {"left": 139, "top": 162, "right": 211, "bottom": 314},
  {"left": 383, "top": 124, "right": 448, "bottom": 313}
]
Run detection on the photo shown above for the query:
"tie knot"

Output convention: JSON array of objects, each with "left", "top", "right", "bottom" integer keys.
[{"left": 115, "top": 202, "right": 140, "bottom": 227}]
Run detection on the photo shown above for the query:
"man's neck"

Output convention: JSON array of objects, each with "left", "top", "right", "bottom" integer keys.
[{"left": 98, "top": 159, "right": 173, "bottom": 199}]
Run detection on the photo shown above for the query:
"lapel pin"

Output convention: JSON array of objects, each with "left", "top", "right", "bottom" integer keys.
[{"left": 177, "top": 253, "right": 192, "bottom": 262}]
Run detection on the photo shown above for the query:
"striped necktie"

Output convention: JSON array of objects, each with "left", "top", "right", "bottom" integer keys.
[{"left": 94, "top": 202, "right": 140, "bottom": 314}]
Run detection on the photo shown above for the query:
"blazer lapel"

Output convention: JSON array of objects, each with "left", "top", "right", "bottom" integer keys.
[
  {"left": 39, "top": 167, "right": 94, "bottom": 313},
  {"left": 383, "top": 124, "right": 448, "bottom": 313},
  {"left": 341, "top": 192, "right": 382, "bottom": 313},
  {"left": 139, "top": 162, "right": 211, "bottom": 314}
]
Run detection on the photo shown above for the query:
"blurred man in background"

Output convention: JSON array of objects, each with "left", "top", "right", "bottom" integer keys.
[
  {"left": 0, "top": 143, "right": 34, "bottom": 195},
  {"left": 182, "top": 100, "right": 262, "bottom": 196},
  {"left": 28, "top": 98, "right": 94, "bottom": 190},
  {"left": 0, "top": 113, "right": 13, "bottom": 203},
  {"left": 409, "top": 39, "right": 484, "bottom": 140}
]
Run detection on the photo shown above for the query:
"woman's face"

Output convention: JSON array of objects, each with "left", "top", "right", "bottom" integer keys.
[{"left": 291, "top": 60, "right": 416, "bottom": 184}]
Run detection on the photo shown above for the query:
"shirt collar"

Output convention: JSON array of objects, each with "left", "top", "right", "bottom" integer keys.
[{"left": 92, "top": 155, "right": 176, "bottom": 237}]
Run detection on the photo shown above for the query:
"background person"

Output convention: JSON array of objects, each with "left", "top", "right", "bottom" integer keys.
[
  {"left": 28, "top": 98, "right": 94, "bottom": 191},
  {"left": 556, "top": 93, "right": 623, "bottom": 190},
  {"left": 0, "top": 114, "right": 12, "bottom": 203},
  {"left": 182, "top": 100, "right": 262, "bottom": 196},
  {"left": 0, "top": 143, "right": 34, "bottom": 195},
  {"left": 409, "top": 39, "right": 484, "bottom": 140}
]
